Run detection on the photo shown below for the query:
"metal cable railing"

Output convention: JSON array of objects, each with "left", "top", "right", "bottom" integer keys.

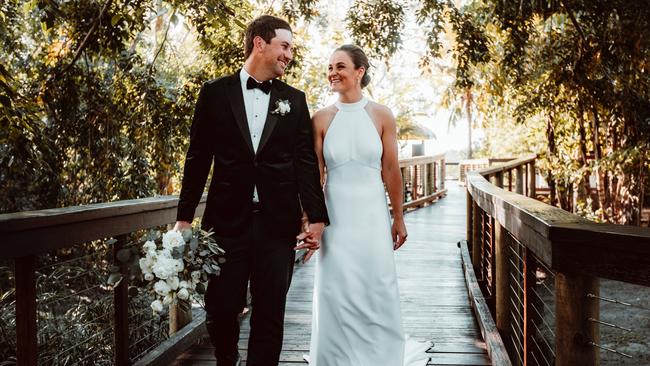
[{"left": 466, "top": 154, "right": 650, "bottom": 365}]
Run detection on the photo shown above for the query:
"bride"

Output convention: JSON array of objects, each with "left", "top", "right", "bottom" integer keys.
[{"left": 300, "top": 44, "right": 431, "bottom": 366}]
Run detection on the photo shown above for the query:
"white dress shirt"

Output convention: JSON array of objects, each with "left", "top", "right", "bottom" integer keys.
[{"left": 240, "top": 68, "right": 272, "bottom": 202}]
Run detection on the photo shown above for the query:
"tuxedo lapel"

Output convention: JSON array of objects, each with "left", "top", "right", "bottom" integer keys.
[
  {"left": 257, "top": 82, "right": 284, "bottom": 156},
  {"left": 226, "top": 72, "right": 255, "bottom": 156}
]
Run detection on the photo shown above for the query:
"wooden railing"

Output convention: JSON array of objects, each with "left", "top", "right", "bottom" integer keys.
[
  {"left": 465, "top": 154, "right": 650, "bottom": 366},
  {"left": 0, "top": 196, "right": 208, "bottom": 365},
  {"left": 0, "top": 154, "right": 447, "bottom": 365},
  {"left": 399, "top": 153, "right": 447, "bottom": 209}
]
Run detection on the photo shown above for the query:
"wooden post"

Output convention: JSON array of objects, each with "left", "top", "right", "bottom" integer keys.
[
  {"left": 516, "top": 166, "right": 524, "bottom": 194},
  {"left": 412, "top": 165, "right": 419, "bottom": 200},
  {"left": 494, "top": 223, "right": 510, "bottom": 339},
  {"left": 528, "top": 161, "right": 536, "bottom": 198},
  {"left": 508, "top": 170, "right": 513, "bottom": 191},
  {"left": 113, "top": 236, "right": 130, "bottom": 366},
  {"left": 472, "top": 201, "right": 482, "bottom": 276},
  {"left": 169, "top": 300, "right": 193, "bottom": 335},
  {"left": 467, "top": 189, "right": 473, "bottom": 254},
  {"left": 495, "top": 172, "right": 504, "bottom": 188},
  {"left": 15, "top": 255, "right": 38, "bottom": 366},
  {"left": 433, "top": 162, "right": 438, "bottom": 194},
  {"left": 427, "top": 162, "right": 433, "bottom": 194},
  {"left": 401, "top": 167, "right": 408, "bottom": 202},
  {"left": 524, "top": 164, "right": 529, "bottom": 196},
  {"left": 423, "top": 163, "right": 430, "bottom": 196},
  {"left": 440, "top": 158, "right": 446, "bottom": 190},
  {"left": 555, "top": 271, "right": 599, "bottom": 366}
]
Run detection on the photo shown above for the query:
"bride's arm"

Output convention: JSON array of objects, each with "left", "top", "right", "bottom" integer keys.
[
  {"left": 312, "top": 110, "right": 327, "bottom": 187},
  {"left": 377, "top": 106, "right": 408, "bottom": 249}
]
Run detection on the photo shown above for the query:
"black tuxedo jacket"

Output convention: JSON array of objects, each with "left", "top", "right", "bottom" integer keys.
[{"left": 176, "top": 71, "right": 329, "bottom": 238}]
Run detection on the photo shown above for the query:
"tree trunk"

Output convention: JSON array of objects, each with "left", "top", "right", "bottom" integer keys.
[
  {"left": 577, "top": 102, "right": 591, "bottom": 210},
  {"left": 547, "top": 116, "right": 558, "bottom": 206},
  {"left": 591, "top": 107, "right": 609, "bottom": 221},
  {"left": 466, "top": 87, "right": 473, "bottom": 159}
]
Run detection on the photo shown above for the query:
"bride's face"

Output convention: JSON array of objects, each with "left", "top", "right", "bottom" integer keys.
[{"left": 328, "top": 51, "right": 364, "bottom": 93}]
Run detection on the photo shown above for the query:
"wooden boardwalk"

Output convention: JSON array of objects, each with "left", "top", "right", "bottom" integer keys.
[{"left": 175, "top": 182, "right": 490, "bottom": 365}]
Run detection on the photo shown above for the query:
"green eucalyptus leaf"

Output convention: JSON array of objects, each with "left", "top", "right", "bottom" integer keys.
[
  {"left": 107, "top": 273, "right": 122, "bottom": 286},
  {"left": 116, "top": 249, "right": 131, "bottom": 263}
]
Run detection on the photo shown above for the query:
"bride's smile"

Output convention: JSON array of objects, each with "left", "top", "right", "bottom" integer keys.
[{"left": 327, "top": 50, "right": 365, "bottom": 94}]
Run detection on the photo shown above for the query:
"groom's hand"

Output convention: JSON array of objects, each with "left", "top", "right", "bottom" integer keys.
[
  {"left": 173, "top": 221, "right": 192, "bottom": 232},
  {"left": 294, "top": 222, "right": 325, "bottom": 263}
]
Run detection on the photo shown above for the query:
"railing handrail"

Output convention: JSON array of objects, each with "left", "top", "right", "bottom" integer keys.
[
  {"left": 0, "top": 154, "right": 448, "bottom": 259},
  {"left": 466, "top": 156, "right": 650, "bottom": 286},
  {"left": 0, "top": 195, "right": 208, "bottom": 259},
  {"left": 473, "top": 154, "right": 537, "bottom": 177},
  {"left": 398, "top": 153, "right": 445, "bottom": 167}
]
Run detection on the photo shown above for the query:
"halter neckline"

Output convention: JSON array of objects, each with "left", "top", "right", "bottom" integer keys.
[{"left": 335, "top": 96, "right": 368, "bottom": 111}]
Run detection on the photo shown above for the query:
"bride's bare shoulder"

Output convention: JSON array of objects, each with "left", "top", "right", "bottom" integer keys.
[
  {"left": 312, "top": 104, "right": 338, "bottom": 127},
  {"left": 365, "top": 101, "right": 395, "bottom": 123}
]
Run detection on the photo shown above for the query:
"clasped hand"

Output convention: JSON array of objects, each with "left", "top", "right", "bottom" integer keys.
[{"left": 294, "top": 219, "right": 324, "bottom": 264}]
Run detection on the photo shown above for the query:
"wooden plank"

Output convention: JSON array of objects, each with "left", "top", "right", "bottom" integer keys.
[
  {"left": 402, "top": 189, "right": 448, "bottom": 210},
  {"left": 399, "top": 153, "right": 446, "bottom": 168},
  {"left": 134, "top": 310, "right": 207, "bottom": 366},
  {"left": 459, "top": 240, "right": 512, "bottom": 366},
  {"left": 178, "top": 182, "right": 490, "bottom": 365},
  {"left": 0, "top": 196, "right": 208, "bottom": 259},
  {"left": 427, "top": 352, "right": 491, "bottom": 365}
]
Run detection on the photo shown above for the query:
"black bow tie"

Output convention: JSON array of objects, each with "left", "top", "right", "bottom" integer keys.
[{"left": 246, "top": 77, "right": 272, "bottom": 94}]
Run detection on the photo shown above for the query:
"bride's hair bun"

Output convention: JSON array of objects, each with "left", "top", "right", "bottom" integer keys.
[{"left": 336, "top": 44, "right": 371, "bottom": 88}]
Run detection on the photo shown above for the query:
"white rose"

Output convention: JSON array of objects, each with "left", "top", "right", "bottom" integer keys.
[
  {"left": 279, "top": 101, "right": 290, "bottom": 114},
  {"left": 139, "top": 257, "right": 153, "bottom": 274},
  {"left": 144, "top": 273, "right": 154, "bottom": 281},
  {"left": 152, "top": 256, "right": 178, "bottom": 279},
  {"left": 154, "top": 280, "right": 171, "bottom": 297},
  {"left": 143, "top": 240, "right": 156, "bottom": 253},
  {"left": 159, "top": 248, "right": 172, "bottom": 258},
  {"left": 166, "top": 276, "right": 180, "bottom": 291},
  {"left": 163, "top": 293, "right": 174, "bottom": 305},
  {"left": 179, "top": 280, "right": 190, "bottom": 289},
  {"left": 162, "top": 230, "right": 185, "bottom": 250},
  {"left": 151, "top": 300, "right": 163, "bottom": 313},
  {"left": 177, "top": 288, "right": 190, "bottom": 301},
  {"left": 173, "top": 259, "right": 184, "bottom": 272}
]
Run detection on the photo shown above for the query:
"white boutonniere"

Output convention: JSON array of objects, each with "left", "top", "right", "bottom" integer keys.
[{"left": 271, "top": 99, "right": 291, "bottom": 116}]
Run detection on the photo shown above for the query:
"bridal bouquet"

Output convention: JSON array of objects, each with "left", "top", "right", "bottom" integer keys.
[{"left": 138, "top": 228, "right": 224, "bottom": 314}]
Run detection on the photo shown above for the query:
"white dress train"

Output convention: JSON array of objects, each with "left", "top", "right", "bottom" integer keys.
[{"left": 306, "top": 97, "right": 431, "bottom": 366}]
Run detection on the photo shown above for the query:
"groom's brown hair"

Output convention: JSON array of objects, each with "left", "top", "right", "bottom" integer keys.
[{"left": 244, "top": 15, "right": 292, "bottom": 59}]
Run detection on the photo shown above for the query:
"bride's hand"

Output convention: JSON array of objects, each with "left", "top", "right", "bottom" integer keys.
[{"left": 392, "top": 218, "right": 407, "bottom": 250}]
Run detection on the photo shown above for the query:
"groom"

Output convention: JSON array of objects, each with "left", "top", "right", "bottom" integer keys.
[{"left": 174, "top": 15, "right": 328, "bottom": 366}]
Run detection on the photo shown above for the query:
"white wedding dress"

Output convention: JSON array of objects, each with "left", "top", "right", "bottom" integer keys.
[{"left": 307, "top": 97, "right": 431, "bottom": 366}]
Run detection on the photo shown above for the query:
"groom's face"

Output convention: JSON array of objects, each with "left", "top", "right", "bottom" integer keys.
[{"left": 259, "top": 29, "right": 293, "bottom": 78}]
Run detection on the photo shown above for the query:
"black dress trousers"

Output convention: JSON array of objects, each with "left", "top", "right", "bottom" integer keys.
[{"left": 204, "top": 209, "right": 296, "bottom": 366}]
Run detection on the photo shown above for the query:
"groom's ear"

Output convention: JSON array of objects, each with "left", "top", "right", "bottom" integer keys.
[{"left": 252, "top": 36, "right": 267, "bottom": 53}]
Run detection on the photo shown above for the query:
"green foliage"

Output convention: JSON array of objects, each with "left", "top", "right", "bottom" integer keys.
[
  {"left": 0, "top": 0, "right": 252, "bottom": 213},
  {"left": 453, "top": 0, "right": 650, "bottom": 223},
  {"left": 417, "top": 0, "right": 489, "bottom": 87},
  {"left": 347, "top": 0, "right": 404, "bottom": 61}
]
